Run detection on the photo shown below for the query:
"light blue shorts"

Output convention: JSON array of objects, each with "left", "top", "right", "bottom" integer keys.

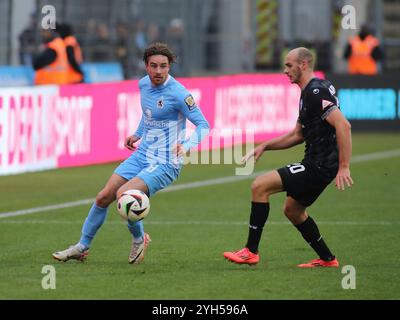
[{"left": 114, "top": 153, "right": 181, "bottom": 196}]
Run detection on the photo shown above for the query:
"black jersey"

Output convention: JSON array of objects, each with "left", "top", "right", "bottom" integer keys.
[{"left": 298, "top": 78, "right": 339, "bottom": 178}]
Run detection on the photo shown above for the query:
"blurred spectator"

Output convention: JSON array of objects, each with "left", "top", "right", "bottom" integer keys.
[
  {"left": 33, "top": 28, "right": 69, "bottom": 85},
  {"left": 146, "top": 23, "right": 161, "bottom": 44},
  {"left": 132, "top": 20, "right": 147, "bottom": 77},
  {"left": 115, "top": 22, "right": 133, "bottom": 79},
  {"left": 204, "top": 10, "right": 220, "bottom": 70},
  {"left": 58, "top": 23, "right": 84, "bottom": 84},
  {"left": 18, "top": 14, "right": 37, "bottom": 66},
  {"left": 92, "top": 23, "right": 113, "bottom": 62},
  {"left": 343, "top": 25, "right": 384, "bottom": 75},
  {"left": 82, "top": 18, "right": 97, "bottom": 59},
  {"left": 166, "top": 18, "right": 184, "bottom": 76},
  {"left": 134, "top": 20, "right": 147, "bottom": 53}
]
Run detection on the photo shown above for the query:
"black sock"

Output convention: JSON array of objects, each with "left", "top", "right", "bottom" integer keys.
[
  {"left": 295, "top": 216, "right": 335, "bottom": 261},
  {"left": 246, "top": 202, "right": 269, "bottom": 254}
]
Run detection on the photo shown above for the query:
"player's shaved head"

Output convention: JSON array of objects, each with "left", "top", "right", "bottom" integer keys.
[
  {"left": 284, "top": 47, "right": 316, "bottom": 88},
  {"left": 289, "top": 47, "right": 315, "bottom": 70}
]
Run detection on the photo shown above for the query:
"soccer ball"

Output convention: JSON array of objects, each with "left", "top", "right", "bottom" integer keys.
[{"left": 117, "top": 189, "right": 150, "bottom": 222}]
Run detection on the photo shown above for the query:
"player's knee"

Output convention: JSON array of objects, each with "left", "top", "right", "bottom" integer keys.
[
  {"left": 251, "top": 178, "right": 268, "bottom": 197},
  {"left": 283, "top": 203, "right": 295, "bottom": 218},
  {"left": 283, "top": 204, "right": 307, "bottom": 224},
  {"left": 95, "top": 190, "right": 114, "bottom": 207}
]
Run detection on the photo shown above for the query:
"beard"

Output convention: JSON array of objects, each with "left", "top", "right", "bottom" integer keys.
[{"left": 291, "top": 68, "right": 302, "bottom": 84}]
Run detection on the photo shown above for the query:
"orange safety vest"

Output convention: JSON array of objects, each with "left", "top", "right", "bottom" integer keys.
[
  {"left": 64, "top": 35, "right": 84, "bottom": 84},
  {"left": 348, "top": 35, "right": 379, "bottom": 75},
  {"left": 34, "top": 37, "right": 69, "bottom": 85}
]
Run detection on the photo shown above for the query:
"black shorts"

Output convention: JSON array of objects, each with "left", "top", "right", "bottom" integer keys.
[{"left": 277, "top": 160, "right": 335, "bottom": 207}]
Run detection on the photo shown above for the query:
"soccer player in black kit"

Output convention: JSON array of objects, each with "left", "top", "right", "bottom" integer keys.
[{"left": 224, "top": 47, "right": 353, "bottom": 267}]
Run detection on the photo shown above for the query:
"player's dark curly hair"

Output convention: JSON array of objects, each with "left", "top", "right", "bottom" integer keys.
[{"left": 143, "top": 42, "right": 177, "bottom": 64}]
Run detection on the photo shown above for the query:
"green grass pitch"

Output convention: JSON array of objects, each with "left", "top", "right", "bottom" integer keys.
[{"left": 0, "top": 132, "right": 399, "bottom": 300}]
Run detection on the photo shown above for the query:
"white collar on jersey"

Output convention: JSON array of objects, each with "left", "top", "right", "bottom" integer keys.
[{"left": 162, "top": 74, "right": 171, "bottom": 86}]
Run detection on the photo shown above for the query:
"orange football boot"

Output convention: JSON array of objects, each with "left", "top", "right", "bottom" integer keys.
[
  {"left": 297, "top": 257, "right": 339, "bottom": 268},
  {"left": 223, "top": 247, "right": 259, "bottom": 265}
]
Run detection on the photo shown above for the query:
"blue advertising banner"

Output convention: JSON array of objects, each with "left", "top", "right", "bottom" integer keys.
[
  {"left": 327, "top": 74, "right": 400, "bottom": 130},
  {"left": 0, "top": 63, "right": 123, "bottom": 87},
  {"left": 81, "top": 63, "right": 124, "bottom": 83},
  {"left": 0, "top": 66, "right": 34, "bottom": 87}
]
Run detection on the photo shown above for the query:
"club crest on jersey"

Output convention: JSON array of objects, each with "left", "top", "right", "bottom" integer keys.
[
  {"left": 184, "top": 94, "right": 197, "bottom": 111},
  {"left": 313, "top": 88, "right": 319, "bottom": 94},
  {"left": 322, "top": 99, "right": 334, "bottom": 110},
  {"left": 156, "top": 98, "right": 164, "bottom": 109}
]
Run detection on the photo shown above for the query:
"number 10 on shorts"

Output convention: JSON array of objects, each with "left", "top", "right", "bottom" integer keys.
[{"left": 287, "top": 163, "right": 306, "bottom": 174}]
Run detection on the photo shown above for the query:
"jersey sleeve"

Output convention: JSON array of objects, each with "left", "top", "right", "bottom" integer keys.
[
  {"left": 176, "top": 90, "right": 210, "bottom": 152},
  {"left": 133, "top": 114, "right": 144, "bottom": 138},
  {"left": 307, "top": 85, "right": 339, "bottom": 120},
  {"left": 133, "top": 79, "right": 147, "bottom": 138}
]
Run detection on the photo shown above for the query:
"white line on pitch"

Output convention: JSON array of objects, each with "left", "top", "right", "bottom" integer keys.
[
  {"left": 0, "top": 219, "right": 399, "bottom": 226},
  {"left": 0, "top": 148, "right": 399, "bottom": 219}
]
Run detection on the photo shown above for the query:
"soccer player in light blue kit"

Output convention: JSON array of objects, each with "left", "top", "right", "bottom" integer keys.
[{"left": 53, "top": 42, "right": 210, "bottom": 264}]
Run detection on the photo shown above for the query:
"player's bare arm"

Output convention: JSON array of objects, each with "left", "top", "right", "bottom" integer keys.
[
  {"left": 124, "top": 135, "right": 140, "bottom": 151},
  {"left": 242, "top": 122, "right": 304, "bottom": 163},
  {"left": 326, "top": 109, "right": 353, "bottom": 191}
]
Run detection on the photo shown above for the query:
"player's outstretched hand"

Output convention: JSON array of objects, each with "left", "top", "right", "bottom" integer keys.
[
  {"left": 335, "top": 167, "right": 353, "bottom": 191},
  {"left": 241, "top": 145, "right": 265, "bottom": 164},
  {"left": 124, "top": 136, "right": 138, "bottom": 151}
]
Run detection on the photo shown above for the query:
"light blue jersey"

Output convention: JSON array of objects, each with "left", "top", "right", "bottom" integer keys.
[
  {"left": 115, "top": 75, "right": 210, "bottom": 195},
  {"left": 134, "top": 75, "right": 209, "bottom": 166}
]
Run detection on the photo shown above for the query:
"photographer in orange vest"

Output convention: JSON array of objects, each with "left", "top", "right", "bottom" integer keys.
[
  {"left": 33, "top": 28, "right": 69, "bottom": 85},
  {"left": 344, "top": 25, "right": 384, "bottom": 75},
  {"left": 58, "top": 23, "right": 85, "bottom": 84}
]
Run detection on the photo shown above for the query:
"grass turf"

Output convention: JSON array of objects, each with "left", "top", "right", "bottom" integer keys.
[{"left": 0, "top": 132, "right": 399, "bottom": 300}]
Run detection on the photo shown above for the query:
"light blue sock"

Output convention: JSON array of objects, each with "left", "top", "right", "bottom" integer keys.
[
  {"left": 127, "top": 220, "right": 144, "bottom": 242},
  {"left": 79, "top": 203, "right": 108, "bottom": 248}
]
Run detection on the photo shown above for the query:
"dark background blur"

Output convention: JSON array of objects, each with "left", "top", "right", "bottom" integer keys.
[{"left": 0, "top": 0, "right": 399, "bottom": 79}]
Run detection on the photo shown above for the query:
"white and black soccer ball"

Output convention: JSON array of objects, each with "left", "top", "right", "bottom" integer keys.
[{"left": 117, "top": 189, "right": 150, "bottom": 222}]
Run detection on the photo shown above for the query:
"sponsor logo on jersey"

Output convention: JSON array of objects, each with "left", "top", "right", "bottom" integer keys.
[
  {"left": 313, "top": 88, "right": 319, "bottom": 94},
  {"left": 144, "top": 118, "right": 169, "bottom": 128},
  {"left": 184, "top": 94, "right": 197, "bottom": 111}
]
